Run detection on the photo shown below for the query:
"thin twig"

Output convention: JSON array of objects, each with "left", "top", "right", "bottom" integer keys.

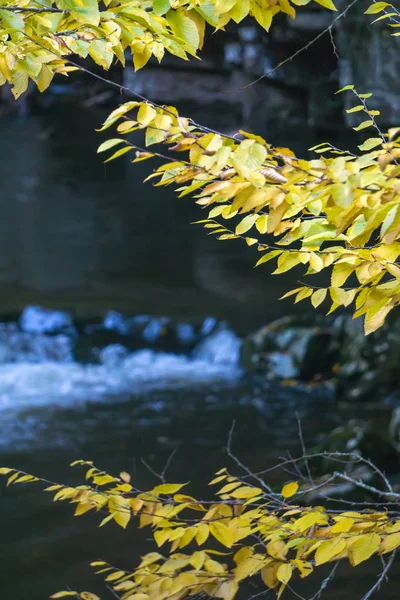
[
  {"left": 361, "top": 551, "right": 396, "bottom": 600},
  {"left": 238, "top": 0, "right": 361, "bottom": 89},
  {"left": 0, "top": 5, "right": 65, "bottom": 11},
  {"left": 227, "top": 421, "right": 275, "bottom": 495},
  {"left": 296, "top": 413, "right": 314, "bottom": 485}
]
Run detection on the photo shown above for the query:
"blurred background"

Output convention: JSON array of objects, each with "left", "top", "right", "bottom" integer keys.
[{"left": 0, "top": 4, "right": 400, "bottom": 599}]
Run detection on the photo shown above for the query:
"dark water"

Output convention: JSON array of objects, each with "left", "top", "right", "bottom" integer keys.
[
  {"left": 0, "top": 106, "right": 399, "bottom": 600},
  {"left": 0, "top": 105, "right": 314, "bottom": 333}
]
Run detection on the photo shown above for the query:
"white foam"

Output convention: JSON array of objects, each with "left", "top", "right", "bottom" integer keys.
[{"left": 0, "top": 342, "right": 241, "bottom": 411}]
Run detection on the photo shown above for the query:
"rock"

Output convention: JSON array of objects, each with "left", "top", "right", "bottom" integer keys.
[
  {"left": 312, "top": 418, "right": 400, "bottom": 475},
  {"left": 241, "top": 315, "right": 337, "bottom": 381},
  {"left": 389, "top": 407, "right": 400, "bottom": 453},
  {"left": 334, "top": 314, "right": 400, "bottom": 404},
  {"left": 20, "top": 305, "right": 76, "bottom": 336},
  {"left": 336, "top": 2, "right": 400, "bottom": 126},
  {"left": 75, "top": 313, "right": 223, "bottom": 362},
  {"left": 192, "top": 326, "right": 241, "bottom": 366}
]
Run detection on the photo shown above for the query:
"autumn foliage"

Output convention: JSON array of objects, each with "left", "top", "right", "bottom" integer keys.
[
  {"left": 0, "top": 0, "right": 399, "bottom": 332},
  {"left": 1, "top": 450, "right": 400, "bottom": 600},
  {"left": 1, "top": 0, "right": 400, "bottom": 598}
]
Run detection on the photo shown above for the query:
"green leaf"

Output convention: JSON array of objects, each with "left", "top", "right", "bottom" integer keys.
[
  {"left": 232, "top": 140, "right": 267, "bottom": 176},
  {"left": 346, "top": 105, "right": 365, "bottom": 113},
  {"left": 335, "top": 85, "right": 354, "bottom": 94},
  {"left": 153, "top": 0, "right": 172, "bottom": 16},
  {"left": 353, "top": 120, "right": 374, "bottom": 131},
  {"left": 58, "top": 0, "right": 100, "bottom": 25},
  {"left": 97, "top": 138, "right": 126, "bottom": 153},
  {"left": 358, "top": 137, "right": 383, "bottom": 151},
  {"left": 166, "top": 9, "right": 200, "bottom": 52},
  {"left": 0, "top": 8, "right": 24, "bottom": 31}
]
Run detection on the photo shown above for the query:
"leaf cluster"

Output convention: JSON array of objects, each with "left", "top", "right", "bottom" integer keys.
[
  {"left": 98, "top": 93, "right": 400, "bottom": 334},
  {"left": 1, "top": 460, "right": 400, "bottom": 600}
]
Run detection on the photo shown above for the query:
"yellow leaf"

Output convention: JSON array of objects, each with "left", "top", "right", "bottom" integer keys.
[
  {"left": 267, "top": 541, "right": 288, "bottom": 561},
  {"left": 217, "top": 481, "right": 241, "bottom": 495},
  {"left": 106, "top": 570, "right": 126, "bottom": 581},
  {"left": 97, "top": 138, "right": 126, "bottom": 153},
  {"left": 120, "top": 471, "right": 131, "bottom": 483},
  {"left": 0, "top": 468, "right": 13, "bottom": 475},
  {"left": 190, "top": 551, "right": 206, "bottom": 570},
  {"left": 293, "top": 511, "right": 328, "bottom": 532},
  {"left": 210, "top": 522, "right": 235, "bottom": 548},
  {"left": 315, "top": 537, "right": 346, "bottom": 565},
  {"left": 365, "top": 2, "right": 390, "bottom": 13},
  {"left": 104, "top": 146, "right": 133, "bottom": 162},
  {"left": 74, "top": 502, "right": 96, "bottom": 516},
  {"left": 331, "top": 263, "right": 354, "bottom": 287},
  {"left": 313, "top": 0, "right": 337, "bottom": 9},
  {"left": 309, "top": 252, "right": 324, "bottom": 272},
  {"left": 256, "top": 215, "right": 268, "bottom": 234},
  {"left": 277, "top": 563, "right": 293, "bottom": 585},
  {"left": 330, "top": 287, "right": 356, "bottom": 307},
  {"left": 93, "top": 474, "right": 116, "bottom": 486},
  {"left": 50, "top": 594, "right": 78, "bottom": 599},
  {"left": 230, "top": 486, "right": 262, "bottom": 499},
  {"left": 380, "top": 532, "right": 400, "bottom": 554},
  {"left": 235, "top": 555, "right": 268, "bottom": 581},
  {"left": 261, "top": 563, "right": 280, "bottom": 589},
  {"left": 364, "top": 302, "right": 394, "bottom": 335},
  {"left": 273, "top": 252, "right": 302, "bottom": 274},
  {"left": 196, "top": 523, "right": 209, "bottom": 545},
  {"left": 235, "top": 214, "right": 259, "bottom": 235},
  {"left": 214, "top": 579, "right": 238, "bottom": 600},
  {"left": 311, "top": 289, "right": 327, "bottom": 308},
  {"left": 204, "top": 559, "right": 225, "bottom": 574},
  {"left": 137, "top": 103, "right": 157, "bottom": 126},
  {"left": 108, "top": 496, "right": 131, "bottom": 529},
  {"left": 281, "top": 482, "right": 299, "bottom": 498},
  {"left": 293, "top": 559, "right": 313, "bottom": 578},
  {"left": 154, "top": 529, "right": 171, "bottom": 547},
  {"left": 348, "top": 533, "right": 381, "bottom": 566},
  {"left": 151, "top": 482, "right": 188, "bottom": 495},
  {"left": 80, "top": 593, "right": 100, "bottom": 600},
  {"left": 331, "top": 517, "right": 354, "bottom": 533},
  {"left": 130, "top": 497, "right": 144, "bottom": 513}
]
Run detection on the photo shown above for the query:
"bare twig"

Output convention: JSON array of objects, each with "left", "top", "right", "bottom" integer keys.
[
  {"left": 309, "top": 563, "right": 339, "bottom": 600},
  {"left": 361, "top": 551, "right": 396, "bottom": 600},
  {"left": 238, "top": 0, "right": 361, "bottom": 89},
  {"left": 296, "top": 413, "right": 314, "bottom": 485},
  {"left": 227, "top": 421, "right": 276, "bottom": 495},
  {"left": 0, "top": 5, "right": 65, "bottom": 11},
  {"left": 141, "top": 448, "right": 177, "bottom": 484}
]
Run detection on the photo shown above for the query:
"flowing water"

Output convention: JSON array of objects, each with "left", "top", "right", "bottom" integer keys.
[{"left": 0, "top": 106, "right": 398, "bottom": 599}]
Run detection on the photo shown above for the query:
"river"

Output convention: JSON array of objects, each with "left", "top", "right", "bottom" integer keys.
[{"left": 0, "top": 105, "right": 399, "bottom": 600}]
